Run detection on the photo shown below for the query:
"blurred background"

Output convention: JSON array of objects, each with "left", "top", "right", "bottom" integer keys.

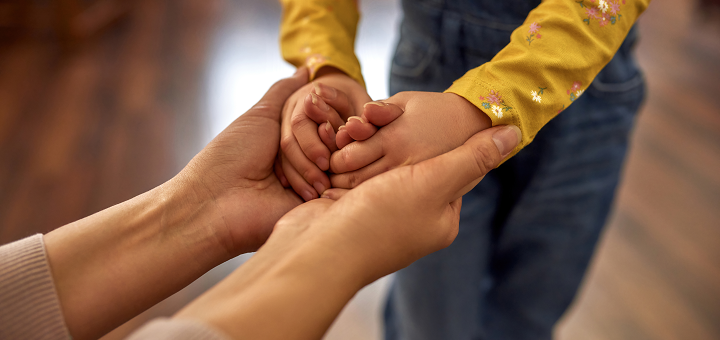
[{"left": 0, "top": 0, "right": 718, "bottom": 339}]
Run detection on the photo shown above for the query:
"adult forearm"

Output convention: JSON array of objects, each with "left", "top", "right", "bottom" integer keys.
[
  {"left": 176, "top": 222, "right": 366, "bottom": 340},
  {"left": 44, "top": 177, "right": 231, "bottom": 340}
]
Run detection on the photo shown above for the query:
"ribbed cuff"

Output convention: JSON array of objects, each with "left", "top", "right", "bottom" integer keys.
[
  {"left": 126, "top": 318, "right": 231, "bottom": 340},
  {"left": 0, "top": 234, "right": 70, "bottom": 339}
]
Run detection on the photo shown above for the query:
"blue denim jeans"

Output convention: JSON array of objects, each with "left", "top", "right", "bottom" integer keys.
[{"left": 383, "top": 1, "right": 646, "bottom": 339}]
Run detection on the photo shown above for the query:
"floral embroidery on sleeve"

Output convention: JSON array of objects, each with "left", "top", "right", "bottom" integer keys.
[
  {"left": 479, "top": 90, "right": 513, "bottom": 119},
  {"left": 526, "top": 22, "right": 542, "bottom": 45},
  {"left": 557, "top": 82, "right": 584, "bottom": 113},
  {"left": 576, "top": 0, "right": 625, "bottom": 27},
  {"left": 531, "top": 86, "right": 547, "bottom": 103},
  {"left": 305, "top": 54, "right": 328, "bottom": 74},
  {"left": 567, "top": 81, "right": 585, "bottom": 102}
]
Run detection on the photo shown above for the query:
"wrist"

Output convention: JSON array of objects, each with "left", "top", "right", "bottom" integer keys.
[
  {"left": 179, "top": 221, "right": 366, "bottom": 339},
  {"left": 315, "top": 65, "right": 347, "bottom": 79},
  {"left": 43, "top": 179, "right": 229, "bottom": 339},
  {"left": 154, "top": 177, "right": 235, "bottom": 264},
  {"left": 444, "top": 92, "right": 493, "bottom": 135},
  {"left": 161, "top": 172, "right": 240, "bottom": 262}
]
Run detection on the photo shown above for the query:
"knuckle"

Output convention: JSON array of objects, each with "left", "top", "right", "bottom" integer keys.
[
  {"left": 280, "top": 134, "right": 295, "bottom": 151},
  {"left": 301, "top": 167, "right": 316, "bottom": 183},
  {"left": 347, "top": 173, "right": 360, "bottom": 188},
  {"left": 339, "top": 148, "right": 355, "bottom": 169},
  {"left": 472, "top": 142, "right": 499, "bottom": 175},
  {"left": 290, "top": 111, "right": 310, "bottom": 130}
]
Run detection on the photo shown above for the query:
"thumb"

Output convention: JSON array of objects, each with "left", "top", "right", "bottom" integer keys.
[
  {"left": 246, "top": 67, "right": 309, "bottom": 119},
  {"left": 362, "top": 101, "right": 404, "bottom": 126},
  {"left": 412, "top": 125, "right": 521, "bottom": 203}
]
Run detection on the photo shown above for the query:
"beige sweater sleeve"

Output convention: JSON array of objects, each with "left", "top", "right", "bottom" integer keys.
[
  {"left": 0, "top": 234, "right": 231, "bottom": 340},
  {"left": 0, "top": 234, "right": 71, "bottom": 339}
]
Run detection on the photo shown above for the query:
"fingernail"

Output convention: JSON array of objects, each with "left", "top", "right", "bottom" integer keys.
[
  {"left": 338, "top": 125, "right": 346, "bottom": 131},
  {"left": 316, "top": 156, "right": 329, "bottom": 170},
  {"left": 347, "top": 116, "right": 366, "bottom": 124},
  {"left": 492, "top": 125, "right": 522, "bottom": 157},
  {"left": 313, "top": 82, "right": 337, "bottom": 100},
  {"left": 293, "top": 68, "right": 302, "bottom": 76},
  {"left": 363, "top": 101, "right": 387, "bottom": 108},
  {"left": 320, "top": 192, "right": 331, "bottom": 199},
  {"left": 313, "top": 182, "right": 326, "bottom": 196},
  {"left": 310, "top": 93, "right": 329, "bottom": 111},
  {"left": 302, "top": 190, "right": 314, "bottom": 201},
  {"left": 325, "top": 121, "right": 333, "bottom": 134}
]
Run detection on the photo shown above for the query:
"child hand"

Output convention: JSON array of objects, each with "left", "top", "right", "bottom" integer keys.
[
  {"left": 277, "top": 68, "right": 371, "bottom": 201},
  {"left": 329, "top": 91, "right": 498, "bottom": 189}
]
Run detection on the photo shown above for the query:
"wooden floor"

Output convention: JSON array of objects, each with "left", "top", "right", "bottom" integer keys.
[
  {"left": 556, "top": 1, "right": 720, "bottom": 339},
  {"left": 0, "top": 0, "right": 718, "bottom": 339}
]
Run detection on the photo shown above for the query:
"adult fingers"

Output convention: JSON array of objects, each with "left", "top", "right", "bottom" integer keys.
[
  {"left": 411, "top": 125, "right": 521, "bottom": 203},
  {"left": 318, "top": 121, "right": 338, "bottom": 153},
  {"left": 291, "top": 96, "right": 331, "bottom": 170},
  {"left": 362, "top": 101, "right": 405, "bottom": 126},
  {"left": 330, "top": 135, "right": 384, "bottom": 174},
  {"left": 330, "top": 156, "right": 391, "bottom": 189},
  {"left": 312, "top": 81, "right": 356, "bottom": 118},
  {"left": 246, "top": 67, "right": 309, "bottom": 120}
]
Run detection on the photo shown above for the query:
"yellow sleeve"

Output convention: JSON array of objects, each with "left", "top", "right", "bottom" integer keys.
[
  {"left": 445, "top": 0, "right": 651, "bottom": 159},
  {"left": 279, "top": 0, "right": 365, "bottom": 88}
]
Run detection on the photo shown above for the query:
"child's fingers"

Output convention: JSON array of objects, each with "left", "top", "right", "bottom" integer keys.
[
  {"left": 336, "top": 126, "right": 353, "bottom": 149},
  {"left": 279, "top": 131, "right": 331, "bottom": 200},
  {"left": 280, "top": 153, "right": 321, "bottom": 202},
  {"left": 330, "top": 156, "right": 391, "bottom": 189},
  {"left": 318, "top": 121, "right": 338, "bottom": 153},
  {"left": 291, "top": 98, "right": 331, "bottom": 171},
  {"left": 312, "top": 82, "right": 356, "bottom": 119},
  {"left": 274, "top": 154, "right": 289, "bottom": 187},
  {"left": 363, "top": 101, "right": 405, "bottom": 126},
  {"left": 304, "top": 93, "right": 345, "bottom": 129},
  {"left": 329, "top": 135, "right": 384, "bottom": 174},
  {"left": 320, "top": 188, "right": 350, "bottom": 200},
  {"left": 345, "top": 116, "right": 378, "bottom": 141}
]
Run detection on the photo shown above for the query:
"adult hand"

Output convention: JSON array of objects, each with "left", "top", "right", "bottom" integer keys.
[
  {"left": 174, "top": 67, "right": 310, "bottom": 255},
  {"left": 44, "top": 68, "right": 308, "bottom": 339},
  {"left": 284, "top": 123, "right": 522, "bottom": 283},
  {"left": 175, "top": 124, "right": 521, "bottom": 340}
]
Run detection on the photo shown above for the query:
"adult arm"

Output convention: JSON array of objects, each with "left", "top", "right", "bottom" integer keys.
[{"left": 37, "top": 69, "right": 308, "bottom": 340}]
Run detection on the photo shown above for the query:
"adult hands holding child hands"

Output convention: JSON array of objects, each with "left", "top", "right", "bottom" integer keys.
[
  {"left": 176, "top": 117, "right": 521, "bottom": 340},
  {"left": 16, "top": 66, "right": 520, "bottom": 340}
]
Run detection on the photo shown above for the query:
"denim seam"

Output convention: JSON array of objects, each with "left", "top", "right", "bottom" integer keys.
[{"left": 591, "top": 73, "right": 644, "bottom": 92}]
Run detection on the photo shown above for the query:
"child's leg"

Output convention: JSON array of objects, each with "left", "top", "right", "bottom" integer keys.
[
  {"left": 384, "top": 175, "right": 500, "bottom": 340},
  {"left": 383, "top": 2, "right": 645, "bottom": 338}
]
